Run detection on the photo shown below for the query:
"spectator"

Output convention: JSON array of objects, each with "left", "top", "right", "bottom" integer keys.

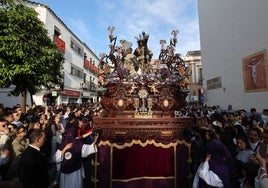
[
  {"left": 71, "top": 107, "right": 83, "bottom": 120},
  {"left": 248, "top": 127, "right": 262, "bottom": 152},
  {"left": 215, "top": 117, "right": 238, "bottom": 159},
  {"left": 25, "top": 104, "right": 37, "bottom": 124},
  {"left": 255, "top": 153, "right": 268, "bottom": 188},
  {"left": 62, "top": 106, "right": 71, "bottom": 128},
  {"left": 258, "top": 130, "right": 268, "bottom": 167},
  {"left": 8, "top": 124, "right": 17, "bottom": 141},
  {"left": 0, "top": 118, "right": 12, "bottom": 181},
  {"left": 10, "top": 109, "right": 23, "bottom": 128},
  {"left": 249, "top": 108, "right": 262, "bottom": 125},
  {"left": 5, "top": 127, "right": 29, "bottom": 180},
  {"left": 12, "top": 127, "right": 29, "bottom": 157},
  {"left": 78, "top": 119, "right": 94, "bottom": 188},
  {"left": 40, "top": 115, "right": 53, "bottom": 161},
  {"left": 3, "top": 108, "right": 14, "bottom": 124},
  {"left": 234, "top": 115, "right": 247, "bottom": 138},
  {"left": 261, "top": 109, "right": 268, "bottom": 127},
  {"left": 183, "top": 127, "right": 206, "bottom": 176},
  {"left": 236, "top": 135, "right": 255, "bottom": 164},
  {"left": 49, "top": 113, "right": 65, "bottom": 186},
  {"left": 238, "top": 109, "right": 250, "bottom": 128},
  {"left": 18, "top": 129, "right": 49, "bottom": 188},
  {"left": 50, "top": 113, "right": 65, "bottom": 161},
  {"left": 234, "top": 135, "right": 258, "bottom": 187},
  {"left": 26, "top": 120, "right": 41, "bottom": 138}
]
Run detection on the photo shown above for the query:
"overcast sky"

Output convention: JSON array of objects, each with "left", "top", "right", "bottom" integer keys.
[{"left": 34, "top": 0, "right": 200, "bottom": 58}]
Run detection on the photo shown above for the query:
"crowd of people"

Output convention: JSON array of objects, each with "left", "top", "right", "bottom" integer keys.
[
  {"left": 183, "top": 105, "right": 268, "bottom": 188},
  {"left": 0, "top": 103, "right": 101, "bottom": 188},
  {"left": 1, "top": 102, "right": 268, "bottom": 188}
]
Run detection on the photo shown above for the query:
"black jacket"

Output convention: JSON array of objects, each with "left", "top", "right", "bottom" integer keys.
[{"left": 19, "top": 146, "right": 49, "bottom": 188}]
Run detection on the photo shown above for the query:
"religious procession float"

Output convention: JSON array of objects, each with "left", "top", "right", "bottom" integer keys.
[{"left": 92, "top": 27, "right": 193, "bottom": 188}]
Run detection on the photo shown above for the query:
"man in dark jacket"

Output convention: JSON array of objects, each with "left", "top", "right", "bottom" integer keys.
[{"left": 19, "top": 129, "right": 49, "bottom": 188}]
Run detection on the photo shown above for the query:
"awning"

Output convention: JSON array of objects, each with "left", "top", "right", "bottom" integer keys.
[{"left": 60, "top": 90, "right": 80, "bottom": 97}]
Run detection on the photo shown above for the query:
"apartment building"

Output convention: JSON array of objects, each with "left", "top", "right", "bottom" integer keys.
[{"left": 0, "top": 1, "right": 100, "bottom": 107}]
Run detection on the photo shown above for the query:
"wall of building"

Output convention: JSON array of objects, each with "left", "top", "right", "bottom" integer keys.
[
  {"left": 198, "top": 0, "right": 268, "bottom": 112},
  {"left": 0, "top": 86, "right": 32, "bottom": 108}
]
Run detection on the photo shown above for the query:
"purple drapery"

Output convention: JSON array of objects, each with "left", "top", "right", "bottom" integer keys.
[
  {"left": 95, "top": 140, "right": 190, "bottom": 188},
  {"left": 113, "top": 144, "right": 174, "bottom": 178}
]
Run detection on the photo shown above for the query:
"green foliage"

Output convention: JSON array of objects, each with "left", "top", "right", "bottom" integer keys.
[{"left": 0, "top": 0, "right": 64, "bottom": 96}]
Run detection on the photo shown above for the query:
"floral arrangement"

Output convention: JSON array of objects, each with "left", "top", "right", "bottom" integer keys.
[
  {"left": 98, "top": 29, "right": 190, "bottom": 89},
  {"left": 102, "top": 62, "right": 186, "bottom": 87}
]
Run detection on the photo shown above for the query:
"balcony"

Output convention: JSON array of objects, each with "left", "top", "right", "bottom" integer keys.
[
  {"left": 91, "top": 64, "right": 98, "bottom": 74},
  {"left": 84, "top": 59, "right": 90, "bottom": 69},
  {"left": 54, "top": 36, "right": 65, "bottom": 53}
]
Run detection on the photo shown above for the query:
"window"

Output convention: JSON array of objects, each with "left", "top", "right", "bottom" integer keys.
[
  {"left": 198, "top": 68, "right": 203, "bottom": 84},
  {"left": 71, "top": 65, "right": 84, "bottom": 79},
  {"left": 77, "top": 47, "right": 83, "bottom": 56},
  {"left": 71, "top": 67, "right": 75, "bottom": 75},
  {"left": 70, "top": 38, "right": 84, "bottom": 57},
  {"left": 54, "top": 26, "right": 61, "bottom": 37},
  {"left": 77, "top": 70, "right": 81, "bottom": 77},
  {"left": 70, "top": 40, "right": 75, "bottom": 49}
]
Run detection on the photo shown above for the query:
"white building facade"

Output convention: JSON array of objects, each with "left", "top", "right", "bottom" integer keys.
[
  {"left": 181, "top": 50, "right": 203, "bottom": 105},
  {"left": 0, "top": 1, "right": 99, "bottom": 107},
  {"left": 198, "top": 0, "right": 268, "bottom": 112}
]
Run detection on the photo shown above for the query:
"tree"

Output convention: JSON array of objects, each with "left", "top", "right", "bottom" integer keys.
[{"left": 0, "top": 0, "right": 64, "bottom": 111}]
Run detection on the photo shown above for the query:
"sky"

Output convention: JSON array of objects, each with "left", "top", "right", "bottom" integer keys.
[{"left": 34, "top": 0, "right": 200, "bottom": 58}]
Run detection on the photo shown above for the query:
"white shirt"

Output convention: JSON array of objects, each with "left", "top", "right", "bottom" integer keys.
[{"left": 193, "top": 161, "right": 224, "bottom": 188}]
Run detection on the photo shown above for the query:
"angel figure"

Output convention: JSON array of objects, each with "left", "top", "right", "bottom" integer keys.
[
  {"left": 128, "top": 83, "right": 138, "bottom": 95},
  {"left": 148, "top": 83, "right": 159, "bottom": 95}
]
